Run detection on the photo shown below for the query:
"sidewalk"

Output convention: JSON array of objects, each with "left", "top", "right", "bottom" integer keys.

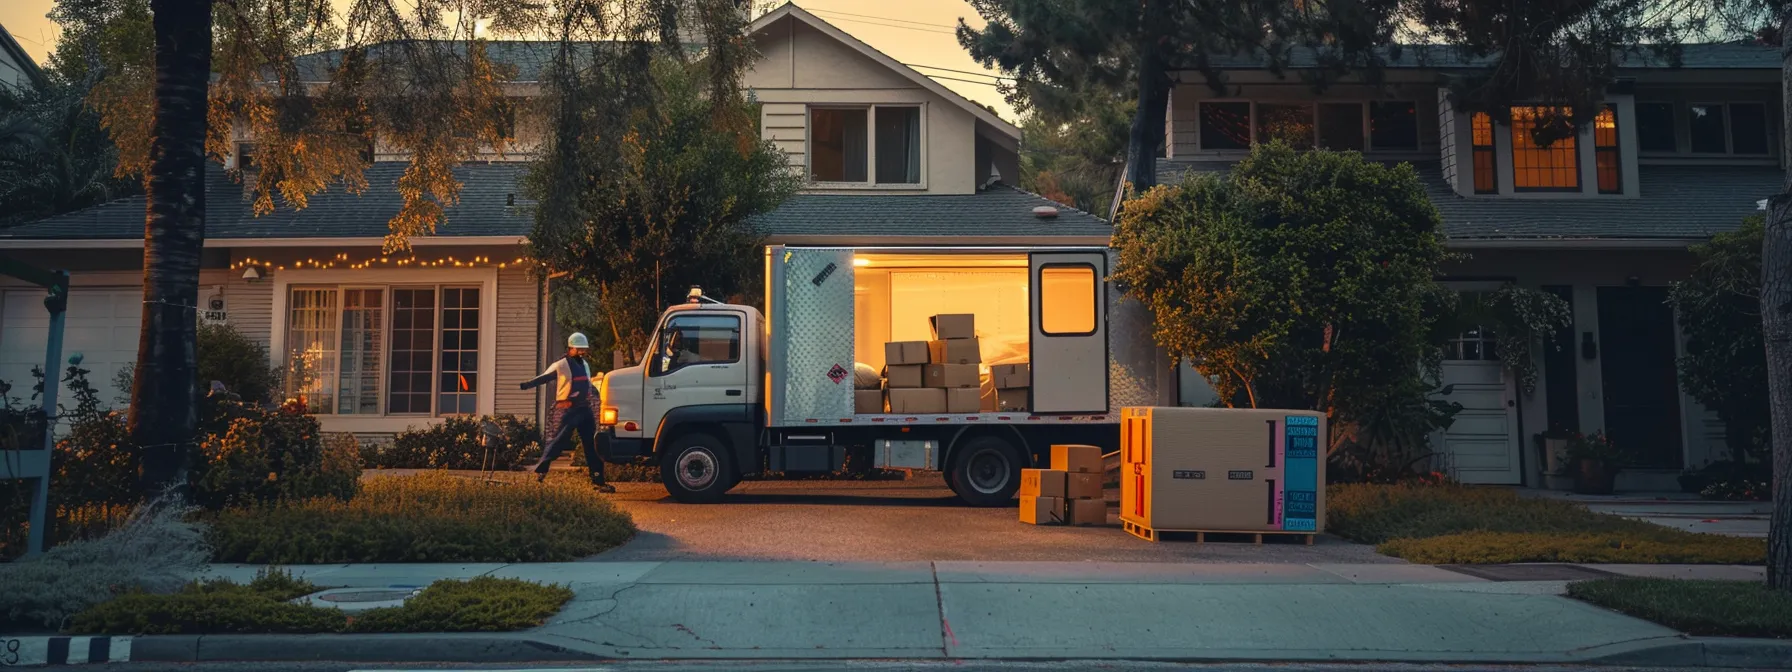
[
  {"left": 174, "top": 560, "right": 1785, "bottom": 667},
  {"left": 1522, "top": 488, "right": 1770, "bottom": 538}
]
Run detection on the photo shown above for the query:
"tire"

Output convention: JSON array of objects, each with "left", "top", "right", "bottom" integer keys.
[
  {"left": 947, "top": 435, "right": 1023, "bottom": 507},
  {"left": 660, "top": 432, "right": 735, "bottom": 503}
]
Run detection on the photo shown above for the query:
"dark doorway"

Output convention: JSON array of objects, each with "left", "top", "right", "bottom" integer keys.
[
  {"left": 1596, "top": 286, "right": 1683, "bottom": 469},
  {"left": 1541, "top": 285, "right": 1579, "bottom": 434}
]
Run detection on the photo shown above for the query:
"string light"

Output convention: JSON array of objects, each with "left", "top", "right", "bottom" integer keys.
[{"left": 230, "top": 255, "right": 533, "bottom": 272}]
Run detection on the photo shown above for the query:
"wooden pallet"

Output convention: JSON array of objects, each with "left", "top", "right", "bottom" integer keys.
[{"left": 1123, "top": 520, "right": 1315, "bottom": 545}]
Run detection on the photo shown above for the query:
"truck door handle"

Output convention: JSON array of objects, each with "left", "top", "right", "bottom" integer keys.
[{"left": 725, "top": 389, "right": 742, "bottom": 396}]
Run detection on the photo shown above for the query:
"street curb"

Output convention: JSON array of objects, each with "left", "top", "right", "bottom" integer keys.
[
  {"left": 131, "top": 633, "right": 602, "bottom": 663},
  {"left": 1581, "top": 637, "right": 1792, "bottom": 669}
]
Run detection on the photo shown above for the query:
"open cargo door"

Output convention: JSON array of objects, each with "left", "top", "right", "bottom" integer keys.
[{"left": 1029, "top": 251, "right": 1107, "bottom": 414}]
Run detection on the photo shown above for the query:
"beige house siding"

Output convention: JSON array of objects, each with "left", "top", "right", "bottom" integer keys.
[{"left": 494, "top": 264, "right": 540, "bottom": 417}]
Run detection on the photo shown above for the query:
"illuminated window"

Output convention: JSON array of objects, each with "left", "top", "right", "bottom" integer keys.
[
  {"left": 1040, "top": 265, "right": 1097, "bottom": 336},
  {"left": 1255, "top": 103, "right": 1316, "bottom": 149},
  {"left": 1595, "top": 105, "right": 1621, "bottom": 194},
  {"left": 1199, "top": 102, "right": 1252, "bottom": 150},
  {"left": 1510, "top": 107, "right": 1579, "bottom": 191},
  {"left": 1471, "top": 112, "right": 1497, "bottom": 194},
  {"left": 284, "top": 285, "right": 482, "bottom": 416}
]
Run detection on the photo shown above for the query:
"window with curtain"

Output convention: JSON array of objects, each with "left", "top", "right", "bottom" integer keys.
[
  {"left": 1595, "top": 105, "right": 1621, "bottom": 194},
  {"left": 284, "top": 284, "right": 480, "bottom": 417},
  {"left": 875, "top": 106, "right": 922, "bottom": 184},
  {"left": 1510, "top": 106, "right": 1580, "bottom": 191},
  {"left": 810, "top": 108, "right": 868, "bottom": 182},
  {"left": 1198, "top": 102, "right": 1252, "bottom": 150},
  {"left": 1471, "top": 112, "right": 1497, "bottom": 194}
]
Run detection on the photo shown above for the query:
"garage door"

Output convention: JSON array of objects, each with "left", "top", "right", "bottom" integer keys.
[{"left": 1, "top": 288, "right": 141, "bottom": 412}]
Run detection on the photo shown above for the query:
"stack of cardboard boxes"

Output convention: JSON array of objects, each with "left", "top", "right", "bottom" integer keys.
[
  {"left": 1018, "top": 444, "right": 1106, "bottom": 526},
  {"left": 880, "top": 313, "right": 983, "bottom": 414},
  {"left": 990, "top": 363, "right": 1030, "bottom": 412}
]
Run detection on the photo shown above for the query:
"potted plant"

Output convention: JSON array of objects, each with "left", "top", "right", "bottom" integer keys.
[{"left": 1560, "top": 431, "right": 1623, "bottom": 495}]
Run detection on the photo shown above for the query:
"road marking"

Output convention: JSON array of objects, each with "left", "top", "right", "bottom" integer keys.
[{"left": 0, "top": 636, "right": 131, "bottom": 666}]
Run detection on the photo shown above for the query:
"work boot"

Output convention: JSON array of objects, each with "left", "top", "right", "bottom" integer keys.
[
  {"left": 535, "top": 471, "right": 548, "bottom": 484},
  {"left": 592, "top": 482, "right": 616, "bottom": 493}
]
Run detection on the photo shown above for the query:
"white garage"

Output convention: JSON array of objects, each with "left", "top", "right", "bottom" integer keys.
[{"left": 0, "top": 287, "right": 141, "bottom": 412}]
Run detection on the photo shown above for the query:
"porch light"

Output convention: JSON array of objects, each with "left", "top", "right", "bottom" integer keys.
[{"left": 241, "top": 265, "right": 264, "bottom": 280}]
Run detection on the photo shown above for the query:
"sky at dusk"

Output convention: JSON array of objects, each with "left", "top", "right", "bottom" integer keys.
[{"left": 0, "top": 0, "right": 1018, "bottom": 120}]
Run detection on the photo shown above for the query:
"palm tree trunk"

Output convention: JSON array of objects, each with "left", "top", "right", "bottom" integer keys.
[
  {"left": 131, "top": 0, "right": 213, "bottom": 494},
  {"left": 1765, "top": 9, "right": 1792, "bottom": 592}
]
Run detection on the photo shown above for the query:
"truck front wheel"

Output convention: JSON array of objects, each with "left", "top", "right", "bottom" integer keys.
[
  {"left": 660, "top": 432, "right": 735, "bottom": 504},
  {"left": 948, "top": 435, "right": 1022, "bottom": 507}
]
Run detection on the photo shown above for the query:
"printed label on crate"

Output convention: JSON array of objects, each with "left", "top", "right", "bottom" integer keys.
[
  {"left": 1282, "top": 415, "right": 1320, "bottom": 532},
  {"left": 1173, "top": 470, "right": 1205, "bottom": 480},
  {"left": 1227, "top": 470, "right": 1253, "bottom": 480}
]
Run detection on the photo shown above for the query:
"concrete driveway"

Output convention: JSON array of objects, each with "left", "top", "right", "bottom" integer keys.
[{"left": 592, "top": 475, "right": 1394, "bottom": 563}]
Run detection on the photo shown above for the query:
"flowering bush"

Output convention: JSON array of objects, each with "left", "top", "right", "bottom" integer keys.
[
  {"left": 363, "top": 415, "right": 542, "bottom": 470},
  {"left": 1561, "top": 430, "right": 1624, "bottom": 467}
]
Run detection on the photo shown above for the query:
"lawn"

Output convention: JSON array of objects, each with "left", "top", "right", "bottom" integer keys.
[
  {"left": 1568, "top": 578, "right": 1792, "bottom": 638},
  {"left": 1327, "top": 483, "right": 1765, "bottom": 564}
]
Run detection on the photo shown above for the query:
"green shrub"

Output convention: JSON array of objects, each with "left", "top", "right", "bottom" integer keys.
[
  {"left": 197, "top": 323, "right": 280, "bottom": 404},
  {"left": 1569, "top": 578, "right": 1792, "bottom": 638},
  {"left": 350, "top": 577, "right": 574, "bottom": 632},
  {"left": 65, "top": 575, "right": 570, "bottom": 635},
  {"left": 205, "top": 472, "right": 635, "bottom": 563},
  {"left": 365, "top": 415, "right": 542, "bottom": 470},
  {"left": 1, "top": 498, "right": 209, "bottom": 630},
  {"left": 191, "top": 401, "right": 361, "bottom": 510},
  {"left": 1380, "top": 531, "right": 1765, "bottom": 564}
]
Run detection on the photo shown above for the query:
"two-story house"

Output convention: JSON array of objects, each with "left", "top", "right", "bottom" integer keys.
[
  {"left": 0, "top": 4, "right": 1105, "bottom": 439},
  {"left": 1157, "top": 45, "right": 1784, "bottom": 489}
]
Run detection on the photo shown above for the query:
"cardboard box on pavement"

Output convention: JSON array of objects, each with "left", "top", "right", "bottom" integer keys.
[
  {"left": 1019, "top": 495, "right": 1065, "bottom": 525},
  {"left": 885, "top": 341, "right": 931, "bottom": 366},
  {"left": 923, "top": 363, "right": 979, "bottom": 389},
  {"left": 1067, "top": 497, "right": 1106, "bottom": 526},
  {"left": 930, "top": 314, "right": 976, "bottom": 340},
  {"left": 1020, "top": 468, "right": 1067, "bottom": 498},
  {"left": 886, "top": 388, "right": 945, "bottom": 414},
  {"left": 991, "top": 363, "right": 1030, "bottom": 389},
  {"left": 1051, "top": 444, "right": 1103, "bottom": 473},
  {"left": 946, "top": 387, "right": 981, "bottom": 413},
  {"left": 1065, "top": 471, "right": 1103, "bottom": 500},
  {"left": 854, "top": 389, "right": 885, "bottom": 414},
  {"left": 928, "top": 338, "right": 981, "bottom": 365},
  {"left": 885, "top": 365, "right": 924, "bottom": 389}
]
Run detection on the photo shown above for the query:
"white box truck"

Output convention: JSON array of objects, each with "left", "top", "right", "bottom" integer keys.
[{"left": 597, "top": 245, "right": 1170, "bottom": 505}]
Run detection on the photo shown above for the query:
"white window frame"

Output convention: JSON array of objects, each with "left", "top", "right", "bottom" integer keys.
[
  {"left": 271, "top": 268, "right": 498, "bottom": 432},
  {"left": 805, "top": 103, "right": 928, "bottom": 190},
  {"left": 1196, "top": 100, "right": 1422, "bottom": 154}
]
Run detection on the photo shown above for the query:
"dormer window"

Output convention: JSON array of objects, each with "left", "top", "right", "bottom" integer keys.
[
  {"left": 1509, "top": 106, "right": 1579, "bottom": 192},
  {"left": 1595, "top": 105, "right": 1621, "bottom": 194},
  {"left": 809, "top": 104, "right": 923, "bottom": 186},
  {"left": 1471, "top": 112, "right": 1497, "bottom": 194}
]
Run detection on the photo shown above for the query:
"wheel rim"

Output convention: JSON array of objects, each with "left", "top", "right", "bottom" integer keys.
[
  {"left": 965, "top": 447, "right": 1012, "bottom": 494},
  {"left": 676, "top": 448, "right": 718, "bottom": 491}
]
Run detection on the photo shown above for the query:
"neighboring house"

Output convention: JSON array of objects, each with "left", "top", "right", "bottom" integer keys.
[
  {"left": 1157, "top": 44, "right": 1783, "bottom": 489},
  {"left": 0, "top": 4, "right": 1104, "bottom": 439},
  {"left": 0, "top": 23, "right": 47, "bottom": 92}
]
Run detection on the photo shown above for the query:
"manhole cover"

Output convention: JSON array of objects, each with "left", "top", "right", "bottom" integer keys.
[
  {"left": 315, "top": 590, "right": 416, "bottom": 603},
  {"left": 1440, "top": 564, "right": 1619, "bottom": 582}
]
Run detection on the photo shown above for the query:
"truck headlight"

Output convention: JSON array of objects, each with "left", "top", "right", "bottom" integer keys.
[{"left": 600, "top": 406, "right": 618, "bottom": 426}]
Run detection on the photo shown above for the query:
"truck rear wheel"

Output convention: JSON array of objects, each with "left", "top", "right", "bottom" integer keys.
[
  {"left": 660, "top": 432, "right": 735, "bottom": 504},
  {"left": 948, "top": 435, "right": 1022, "bottom": 507}
]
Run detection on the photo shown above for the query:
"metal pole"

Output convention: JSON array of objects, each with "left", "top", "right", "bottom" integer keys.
[{"left": 27, "top": 287, "right": 66, "bottom": 556}]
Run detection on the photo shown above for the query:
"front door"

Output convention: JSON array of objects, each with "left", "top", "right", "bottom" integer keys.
[
  {"left": 642, "top": 310, "right": 750, "bottom": 435},
  {"left": 1029, "top": 252, "right": 1107, "bottom": 414},
  {"left": 1597, "top": 286, "right": 1683, "bottom": 469},
  {"left": 1435, "top": 290, "right": 1522, "bottom": 484}
]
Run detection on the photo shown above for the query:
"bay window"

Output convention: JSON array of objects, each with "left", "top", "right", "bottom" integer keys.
[{"left": 284, "top": 285, "right": 482, "bottom": 416}]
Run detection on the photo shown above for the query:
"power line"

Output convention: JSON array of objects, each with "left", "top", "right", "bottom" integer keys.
[
  {"left": 926, "top": 74, "right": 1003, "bottom": 87},
  {"left": 806, "top": 14, "right": 957, "bottom": 35},
  {"left": 905, "top": 63, "right": 1012, "bottom": 82},
  {"left": 803, "top": 8, "right": 959, "bottom": 30}
]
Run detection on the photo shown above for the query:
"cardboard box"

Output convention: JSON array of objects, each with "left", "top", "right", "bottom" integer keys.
[
  {"left": 885, "top": 341, "right": 931, "bottom": 366},
  {"left": 886, "top": 387, "right": 946, "bottom": 414},
  {"left": 930, "top": 314, "right": 975, "bottom": 340},
  {"left": 1067, "top": 497, "right": 1107, "bottom": 526},
  {"left": 1020, "top": 468, "right": 1067, "bottom": 498},
  {"left": 854, "top": 389, "right": 885, "bottom": 414},
  {"left": 996, "top": 388, "right": 1030, "bottom": 412},
  {"left": 991, "top": 363, "right": 1030, "bottom": 389},
  {"left": 1051, "top": 444, "right": 1103, "bottom": 473},
  {"left": 927, "top": 338, "right": 981, "bottom": 365},
  {"left": 1019, "top": 495, "right": 1065, "bottom": 525},
  {"left": 1119, "top": 407, "right": 1328, "bottom": 535},
  {"left": 923, "top": 363, "right": 979, "bottom": 389},
  {"left": 946, "top": 387, "right": 981, "bottom": 413},
  {"left": 885, "top": 364, "right": 924, "bottom": 389},
  {"left": 1065, "top": 471, "right": 1103, "bottom": 500}
]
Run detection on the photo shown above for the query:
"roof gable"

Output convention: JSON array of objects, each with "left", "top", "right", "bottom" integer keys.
[{"left": 748, "top": 3, "right": 1017, "bottom": 140}]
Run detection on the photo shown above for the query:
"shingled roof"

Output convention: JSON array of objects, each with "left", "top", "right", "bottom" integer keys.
[
  {"left": 1200, "top": 42, "right": 1780, "bottom": 71},
  {"left": 0, "top": 162, "right": 533, "bottom": 241},
  {"left": 1157, "top": 158, "right": 1778, "bottom": 241}
]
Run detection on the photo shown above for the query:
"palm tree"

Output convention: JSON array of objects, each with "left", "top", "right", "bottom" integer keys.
[{"left": 0, "top": 78, "right": 136, "bottom": 228}]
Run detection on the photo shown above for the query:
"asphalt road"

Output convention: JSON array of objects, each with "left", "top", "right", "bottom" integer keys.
[
  {"left": 591, "top": 475, "right": 1394, "bottom": 564},
  {"left": 78, "top": 662, "right": 1754, "bottom": 672}
]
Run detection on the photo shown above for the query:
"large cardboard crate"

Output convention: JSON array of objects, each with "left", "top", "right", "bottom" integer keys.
[{"left": 1119, "top": 407, "right": 1326, "bottom": 538}]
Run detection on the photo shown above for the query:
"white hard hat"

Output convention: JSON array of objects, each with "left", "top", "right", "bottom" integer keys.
[{"left": 567, "top": 332, "right": 591, "bottom": 349}]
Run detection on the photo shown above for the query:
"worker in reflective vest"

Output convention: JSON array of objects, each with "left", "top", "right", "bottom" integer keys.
[{"left": 521, "top": 332, "right": 612, "bottom": 492}]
